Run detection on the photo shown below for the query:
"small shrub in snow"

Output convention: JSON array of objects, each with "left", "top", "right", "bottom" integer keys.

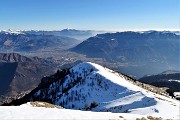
[
  {"left": 147, "top": 116, "right": 162, "bottom": 120},
  {"left": 90, "top": 101, "right": 98, "bottom": 109},
  {"left": 136, "top": 117, "right": 147, "bottom": 120},
  {"left": 72, "top": 104, "right": 75, "bottom": 108}
]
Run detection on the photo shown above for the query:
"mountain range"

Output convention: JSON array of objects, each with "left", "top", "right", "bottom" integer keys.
[
  {"left": 1, "top": 30, "right": 179, "bottom": 76},
  {"left": 71, "top": 31, "right": 180, "bottom": 78},
  {"left": 1, "top": 30, "right": 179, "bottom": 100},
  {"left": 0, "top": 31, "right": 80, "bottom": 52},
  {"left": 1, "top": 29, "right": 100, "bottom": 41},
  {"left": 0, "top": 30, "right": 179, "bottom": 119}
]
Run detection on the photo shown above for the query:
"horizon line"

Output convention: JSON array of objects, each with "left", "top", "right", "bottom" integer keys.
[{"left": 0, "top": 28, "right": 179, "bottom": 32}]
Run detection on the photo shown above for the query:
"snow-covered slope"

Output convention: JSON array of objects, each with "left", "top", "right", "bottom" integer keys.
[
  {"left": 31, "top": 62, "right": 179, "bottom": 119},
  {"left": 0, "top": 102, "right": 159, "bottom": 120}
]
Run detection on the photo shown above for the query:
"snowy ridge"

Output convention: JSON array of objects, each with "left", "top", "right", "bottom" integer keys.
[
  {"left": 168, "top": 79, "right": 180, "bottom": 83},
  {"left": 31, "top": 62, "right": 179, "bottom": 119}
]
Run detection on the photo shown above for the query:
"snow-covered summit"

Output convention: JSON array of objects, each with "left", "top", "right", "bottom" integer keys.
[
  {"left": 4, "top": 62, "right": 179, "bottom": 119},
  {"left": 30, "top": 62, "right": 180, "bottom": 119}
]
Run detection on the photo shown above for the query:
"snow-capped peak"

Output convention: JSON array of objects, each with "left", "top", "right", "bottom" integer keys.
[{"left": 1, "top": 29, "right": 24, "bottom": 35}]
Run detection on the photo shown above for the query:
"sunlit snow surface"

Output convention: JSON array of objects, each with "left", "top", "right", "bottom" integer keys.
[{"left": 0, "top": 103, "right": 143, "bottom": 120}]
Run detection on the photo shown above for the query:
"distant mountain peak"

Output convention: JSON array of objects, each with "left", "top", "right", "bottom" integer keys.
[
  {"left": 61, "top": 28, "right": 77, "bottom": 31},
  {"left": 1, "top": 29, "right": 23, "bottom": 35},
  {"left": 160, "top": 70, "right": 180, "bottom": 75}
]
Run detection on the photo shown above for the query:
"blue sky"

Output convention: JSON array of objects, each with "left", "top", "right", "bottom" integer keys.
[{"left": 0, "top": 0, "right": 179, "bottom": 31}]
